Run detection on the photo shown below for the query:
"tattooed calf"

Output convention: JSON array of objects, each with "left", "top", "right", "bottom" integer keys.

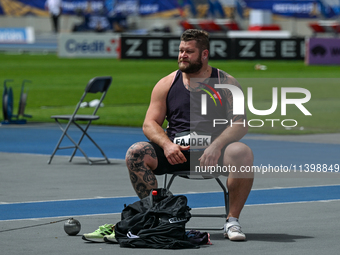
[{"left": 126, "top": 142, "right": 158, "bottom": 199}]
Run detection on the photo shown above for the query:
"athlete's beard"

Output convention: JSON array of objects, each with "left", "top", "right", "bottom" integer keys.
[{"left": 178, "top": 52, "right": 203, "bottom": 74}]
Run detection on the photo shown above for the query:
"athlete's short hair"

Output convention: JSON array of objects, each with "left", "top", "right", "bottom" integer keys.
[{"left": 180, "top": 29, "right": 210, "bottom": 52}]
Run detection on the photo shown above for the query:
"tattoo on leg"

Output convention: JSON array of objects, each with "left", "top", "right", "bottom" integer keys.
[
  {"left": 126, "top": 142, "right": 158, "bottom": 199},
  {"left": 126, "top": 143, "right": 157, "bottom": 172},
  {"left": 135, "top": 183, "right": 148, "bottom": 198},
  {"left": 143, "top": 170, "right": 157, "bottom": 186},
  {"left": 130, "top": 172, "right": 138, "bottom": 184}
]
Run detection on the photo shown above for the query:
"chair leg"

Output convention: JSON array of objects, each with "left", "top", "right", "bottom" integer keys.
[
  {"left": 49, "top": 119, "right": 93, "bottom": 165},
  {"left": 48, "top": 119, "right": 72, "bottom": 164},
  {"left": 83, "top": 133, "right": 110, "bottom": 164},
  {"left": 164, "top": 173, "right": 229, "bottom": 230},
  {"left": 215, "top": 177, "right": 229, "bottom": 217},
  {"left": 71, "top": 122, "right": 110, "bottom": 164},
  {"left": 48, "top": 134, "right": 65, "bottom": 164},
  {"left": 163, "top": 174, "right": 168, "bottom": 189},
  {"left": 64, "top": 131, "right": 92, "bottom": 164},
  {"left": 165, "top": 174, "right": 177, "bottom": 190},
  {"left": 68, "top": 121, "right": 89, "bottom": 163}
]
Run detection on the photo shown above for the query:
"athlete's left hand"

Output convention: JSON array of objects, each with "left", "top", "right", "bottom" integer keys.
[{"left": 198, "top": 145, "right": 221, "bottom": 167}]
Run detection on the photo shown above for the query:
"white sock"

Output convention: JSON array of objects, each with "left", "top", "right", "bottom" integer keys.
[{"left": 227, "top": 217, "right": 238, "bottom": 222}]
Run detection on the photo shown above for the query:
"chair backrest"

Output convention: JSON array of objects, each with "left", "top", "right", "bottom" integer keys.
[
  {"left": 85, "top": 76, "right": 112, "bottom": 94},
  {"left": 73, "top": 76, "right": 112, "bottom": 117}
]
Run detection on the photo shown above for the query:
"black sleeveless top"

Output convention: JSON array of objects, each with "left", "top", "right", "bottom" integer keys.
[{"left": 166, "top": 68, "right": 228, "bottom": 142}]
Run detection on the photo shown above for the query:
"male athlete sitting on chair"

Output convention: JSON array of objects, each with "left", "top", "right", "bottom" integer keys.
[
  {"left": 83, "top": 29, "right": 254, "bottom": 243},
  {"left": 125, "top": 29, "right": 254, "bottom": 241}
]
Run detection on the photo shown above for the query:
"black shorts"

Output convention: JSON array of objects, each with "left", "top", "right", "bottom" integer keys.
[{"left": 149, "top": 142, "right": 225, "bottom": 175}]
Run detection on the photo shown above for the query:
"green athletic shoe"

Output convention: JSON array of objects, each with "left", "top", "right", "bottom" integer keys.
[
  {"left": 82, "top": 224, "right": 114, "bottom": 243},
  {"left": 103, "top": 230, "right": 118, "bottom": 244}
]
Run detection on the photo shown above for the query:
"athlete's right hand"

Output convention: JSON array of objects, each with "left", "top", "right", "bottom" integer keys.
[{"left": 164, "top": 143, "right": 190, "bottom": 165}]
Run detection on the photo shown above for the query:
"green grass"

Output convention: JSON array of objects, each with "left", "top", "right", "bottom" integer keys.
[{"left": 1, "top": 53, "right": 339, "bottom": 134}]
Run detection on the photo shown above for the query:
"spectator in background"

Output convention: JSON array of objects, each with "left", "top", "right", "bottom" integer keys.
[
  {"left": 208, "top": 0, "right": 226, "bottom": 18},
  {"left": 45, "top": 0, "right": 62, "bottom": 33},
  {"left": 108, "top": 11, "right": 128, "bottom": 33}
]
